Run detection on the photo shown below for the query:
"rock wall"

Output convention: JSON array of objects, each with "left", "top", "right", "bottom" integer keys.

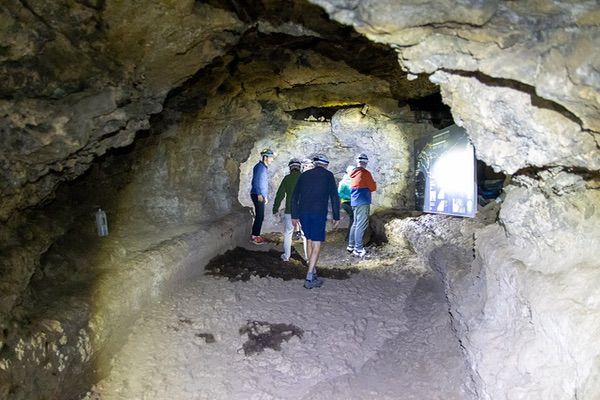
[
  {"left": 2, "top": 0, "right": 599, "bottom": 399},
  {"left": 378, "top": 172, "right": 600, "bottom": 399},
  {"left": 0, "top": 95, "right": 261, "bottom": 399},
  {"left": 310, "top": 1, "right": 600, "bottom": 398},
  {"left": 239, "top": 107, "right": 429, "bottom": 232},
  {"left": 0, "top": 1, "right": 245, "bottom": 222}
]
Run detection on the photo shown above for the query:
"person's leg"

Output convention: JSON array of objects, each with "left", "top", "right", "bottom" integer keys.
[
  {"left": 299, "top": 214, "right": 311, "bottom": 261},
  {"left": 354, "top": 204, "right": 370, "bottom": 251},
  {"left": 251, "top": 194, "right": 265, "bottom": 237},
  {"left": 341, "top": 202, "right": 352, "bottom": 241},
  {"left": 348, "top": 206, "right": 357, "bottom": 249},
  {"left": 303, "top": 213, "right": 326, "bottom": 288},
  {"left": 282, "top": 213, "right": 293, "bottom": 260},
  {"left": 347, "top": 206, "right": 354, "bottom": 238},
  {"left": 308, "top": 241, "right": 322, "bottom": 274}
]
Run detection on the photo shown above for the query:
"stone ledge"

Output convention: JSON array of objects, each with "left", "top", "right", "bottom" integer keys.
[{"left": 0, "top": 211, "right": 251, "bottom": 400}]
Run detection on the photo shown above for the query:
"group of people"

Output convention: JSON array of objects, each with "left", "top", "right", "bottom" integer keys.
[{"left": 249, "top": 148, "right": 377, "bottom": 289}]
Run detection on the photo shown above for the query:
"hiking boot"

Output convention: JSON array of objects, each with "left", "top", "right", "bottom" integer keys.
[
  {"left": 352, "top": 248, "right": 366, "bottom": 258},
  {"left": 251, "top": 236, "right": 266, "bottom": 245},
  {"left": 346, "top": 245, "right": 354, "bottom": 253},
  {"left": 280, "top": 253, "right": 290, "bottom": 262},
  {"left": 303, "top": 276, "right": 324, "bottom": 289}
]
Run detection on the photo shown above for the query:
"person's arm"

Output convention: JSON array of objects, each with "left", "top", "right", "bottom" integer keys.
[
  {"left": 272, "top": 177, "right": 286, "bottom": 214},
  {"left": 259, "top": 164, "right": 269, "bottom": 198},
  {"left": 291, "top": 175, "right": 302, "bottom": 221},
  {"left": 367, "top": 171, "right": 377, "bottom": 192},
  {"left": 252, "top": 164, "right": 267, "bottom": 202},
  {"left": 329, "top": 174, "right": 341, "bottom": 221}
]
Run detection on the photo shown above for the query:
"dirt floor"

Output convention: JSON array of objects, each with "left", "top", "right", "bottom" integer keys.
[{"left": 83, "top": 228, "right": 476, "bottom": 400}]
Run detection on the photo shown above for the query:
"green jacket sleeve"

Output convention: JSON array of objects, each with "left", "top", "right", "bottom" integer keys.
[{"left": 272, "top": 176, "right": 287, "bottom": 213}]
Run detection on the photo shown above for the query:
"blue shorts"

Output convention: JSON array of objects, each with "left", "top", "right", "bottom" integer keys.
[{"left": 299, "top": 212, "right": 327, "bottom": 242}]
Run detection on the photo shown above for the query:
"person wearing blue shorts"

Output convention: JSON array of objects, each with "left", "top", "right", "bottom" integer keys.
[{"left": 291, "top": 154, "right": 340, "bottom": 289}]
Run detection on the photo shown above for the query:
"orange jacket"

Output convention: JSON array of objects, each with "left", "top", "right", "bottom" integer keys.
[{"left": 350, "top": 167, "right": 376, "bottom": 191}]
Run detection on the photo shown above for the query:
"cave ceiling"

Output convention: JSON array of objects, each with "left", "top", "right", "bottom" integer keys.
[
  {"left": 1, "top": 0, "right": 599, "bottom": 222},
  {"left": 0, "top": 0, "right": 438, "bottom": 222}
]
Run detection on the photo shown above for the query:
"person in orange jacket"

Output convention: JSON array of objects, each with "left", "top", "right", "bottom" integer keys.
[{"left": 348, "top": 153, "right": 376, "bottom": 257}]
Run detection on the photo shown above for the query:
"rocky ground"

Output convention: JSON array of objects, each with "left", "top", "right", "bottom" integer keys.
[{"left": 81, "top": 229, "right": 476, "bottom": 400}]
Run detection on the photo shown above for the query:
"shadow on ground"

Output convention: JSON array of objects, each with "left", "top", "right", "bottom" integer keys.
[{"left": 205, "top": 247, "right": 358, "bottom": 281}]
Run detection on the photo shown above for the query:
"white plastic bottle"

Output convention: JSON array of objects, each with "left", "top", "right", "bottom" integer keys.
[{"left": 95, "top": 208, "right": 109, "bottom": 237}]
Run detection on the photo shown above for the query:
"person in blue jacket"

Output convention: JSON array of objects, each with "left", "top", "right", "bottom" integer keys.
[
  {"left": 250, "top": 148, "right": 274, "bottom": 244},
  {"left": 348, "top": 153, "right": 377, "bottom": 257},
  {"left": 291, "top": 154, "right": 340, "bottom": 289}
]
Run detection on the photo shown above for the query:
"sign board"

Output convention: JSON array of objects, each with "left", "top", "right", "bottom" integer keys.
[{"left": 414, "top": 124, "right": 476, "bottom": 217}]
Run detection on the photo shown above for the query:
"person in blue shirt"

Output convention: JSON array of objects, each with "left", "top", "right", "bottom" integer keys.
[
  {"left": 250, "top": 148, "right": 274, "bottom": 245},
  {"left": 291, "top": 154, "right": 340, "bottom": 289},
  {"left": 348, "top": 153, "right": 377, "bottom": 257}
]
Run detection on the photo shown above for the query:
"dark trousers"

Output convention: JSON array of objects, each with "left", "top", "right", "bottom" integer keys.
[
  {"left": 251, "top": 194, "right": 265, "bottom": 236},
  {"left": 341, "top": 201, "right": 354, "bottom": 241}
]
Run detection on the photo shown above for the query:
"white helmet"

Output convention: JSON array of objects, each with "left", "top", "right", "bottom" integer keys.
[
  {"left": 288, "top": 158, "right": 301, "bottom": 170},
  {"left": 312, "top": 154, "right": 330, "bottom": 165},
  {"left": 356, "top": 153, "right": 369, "bottom": 163}
]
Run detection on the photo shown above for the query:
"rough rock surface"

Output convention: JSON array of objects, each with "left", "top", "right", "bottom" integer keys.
[
  {"left": 0, "top": 1, "right": 245, "bottom": 221},
  {"left": 1, "top": 0, "right": 600, "bottom": 399},
  {"left": 305, "top": 1, "right": 600, "bottom": 398},
  {"left": 310, "top": 0, "right": 600, "bottom": 175},
  {"left": 239, "top": 107, "right": 430, "bottom": 231},
  {"left": 0, "top": 209, "right": 250, "bottom": 400},
  {"left": 376, "top": 172, "right": 600, "bottom": 399}
]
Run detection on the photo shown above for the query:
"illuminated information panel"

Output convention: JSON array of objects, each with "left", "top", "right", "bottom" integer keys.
[{"left": 414, "top": 124, "right": 476, "bottom": 217}]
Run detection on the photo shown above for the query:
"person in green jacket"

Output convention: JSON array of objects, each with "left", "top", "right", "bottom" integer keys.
[
  {"left": 338, "top": 165, "right": 355, "bottom": 247},
  {"left": 273, "top": 158, "right": 303, "bottom": 261}
]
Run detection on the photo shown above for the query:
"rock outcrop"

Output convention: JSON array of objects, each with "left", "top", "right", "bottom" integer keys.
[
  {"left": 311, "top": 0, "right": 600, "bottom": 172},
  {"left": 310, "top": 1, "right": 600, "bottom": 398}
]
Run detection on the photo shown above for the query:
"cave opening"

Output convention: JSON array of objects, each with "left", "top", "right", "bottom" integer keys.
[{"left": 1, "top": 1, "right": 599, "bottom": 399}]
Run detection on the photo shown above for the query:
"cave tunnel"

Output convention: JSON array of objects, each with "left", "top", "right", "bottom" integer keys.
[{"left": 1, "top": 1, "right": 599, "bottom": 399}]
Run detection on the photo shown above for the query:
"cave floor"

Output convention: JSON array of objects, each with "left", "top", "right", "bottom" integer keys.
[{"left": 83, "top": 231, "right": 476, "bottom": 400}]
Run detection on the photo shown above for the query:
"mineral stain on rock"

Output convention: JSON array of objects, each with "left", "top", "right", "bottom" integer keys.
[
  {"left": 239, "top": 320, "right": 303, "bottom": 356},
  {"left": 205, "top": 247, "right": 357, "bottom": 281}
]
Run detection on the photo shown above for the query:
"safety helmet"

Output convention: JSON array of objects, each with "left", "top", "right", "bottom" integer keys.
[
  {"left": 356, "top": 153, "right": 369, "bottom": 163},
  {"left": 260, "top": 148, "right": 274, "bottom": 157},
  {"left": 346, "top": 165, "right": 355, "bottom": 175},
  {"left": 301, "top": 158, "right": 313, "bottom": 171},
  {"left": 312, "top": 153, "right": 329, "bottom": 165},
  {"left": 288, "top": 158, "right": 301, "bottom": 169}
]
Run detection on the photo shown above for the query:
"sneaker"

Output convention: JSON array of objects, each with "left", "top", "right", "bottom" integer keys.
[
  {"left": 251, "top": 236, "right": 266, "bottom": 245},
  {"left": 352, "top": 248, "right": 366, "bottom": 258},
  {"left": 313, "top": 276, "right": 323, "bottom": 288},
  {"left": 303, "top": 276, "right": 324, "bottom": 289},
  {"left": 346, "top": 245, "right": 354, "bottom": 253},
  {"left": 292, "top": 231, "right": 303, "bottom": 241},
  {"left": 280, "top": 253, "right": 290, "bottom": 262}
]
